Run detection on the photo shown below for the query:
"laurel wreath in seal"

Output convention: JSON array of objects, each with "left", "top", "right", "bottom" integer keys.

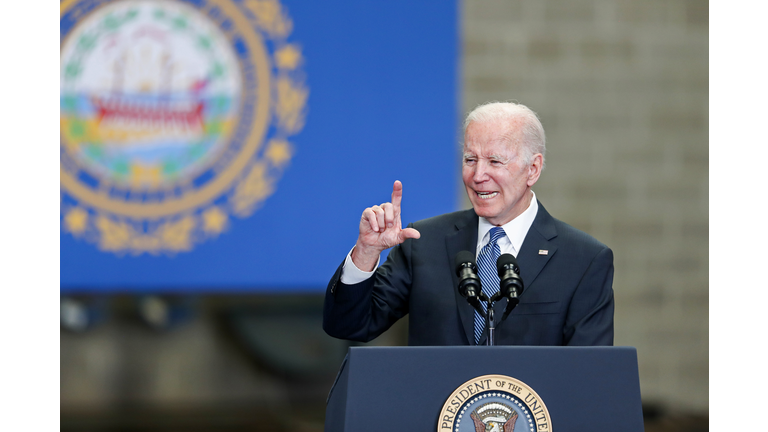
[{"left": 60, "top": 0, "right": 308, "bottom": 255}]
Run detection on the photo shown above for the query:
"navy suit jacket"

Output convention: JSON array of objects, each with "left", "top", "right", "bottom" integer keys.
[{"left": 323, "top": 201, "right": 614, "bottom": 346}]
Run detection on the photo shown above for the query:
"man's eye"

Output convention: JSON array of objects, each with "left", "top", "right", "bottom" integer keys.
[{"left": 464, "top": 158, "right": 476, "bottom": 164}]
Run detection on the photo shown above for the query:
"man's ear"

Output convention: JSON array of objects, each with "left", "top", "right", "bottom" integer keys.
[{"left": 527, "top": 154, "right": 543, "bottom": 187}]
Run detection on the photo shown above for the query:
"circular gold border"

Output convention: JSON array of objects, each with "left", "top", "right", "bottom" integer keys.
[
  {"left": 437, "top": 374, "right": 552, "bottom": 432},
  {"left": 60, "top": 0, "right": 271, "bottom": 219}
]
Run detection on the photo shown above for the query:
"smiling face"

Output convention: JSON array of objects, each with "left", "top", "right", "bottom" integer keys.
[{"left": 462, "top": 118, "right": 543, "bottom": 226}]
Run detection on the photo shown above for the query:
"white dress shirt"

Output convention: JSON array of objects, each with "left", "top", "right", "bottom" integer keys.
[
  {"left": 341, "top": 191, "right": 539, "bottom": 284},
  {"left": 476, "top": 191, "right": 538, "bottom": 258}
]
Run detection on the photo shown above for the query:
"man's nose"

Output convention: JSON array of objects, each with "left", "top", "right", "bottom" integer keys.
[{"left": 473, "top": 161, "right": 489, "bottom": 182}]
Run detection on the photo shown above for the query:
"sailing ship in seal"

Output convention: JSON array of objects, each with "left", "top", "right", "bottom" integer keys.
[{"left": 60, "top": 0, "right": 308, "bottom": 254}]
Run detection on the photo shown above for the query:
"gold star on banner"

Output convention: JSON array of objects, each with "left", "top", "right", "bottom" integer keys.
[
  {"left": 265, "top": 139, "right": 292, "bottom": 167},
  {"left": 274, "top": 44, "right": 302, "bottom": 70},
  {"left": 202, "top": 206, "right": 228, "bottom": 234},
  {"left": 64, "top": 207, "right": 88, "bottom": 234}
]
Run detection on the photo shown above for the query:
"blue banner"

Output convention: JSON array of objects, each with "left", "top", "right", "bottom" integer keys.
[{"left": 60, "top": 0, "right": 458, "bottom": 292}]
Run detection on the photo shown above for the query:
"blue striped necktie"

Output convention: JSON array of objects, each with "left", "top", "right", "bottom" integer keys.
[{"left": 474, "top": 226, "right": 506, "bottom": 344}]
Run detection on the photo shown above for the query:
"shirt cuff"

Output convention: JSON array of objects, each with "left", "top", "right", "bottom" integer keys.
[{"left": 340, "top": 246, "right": 379, "bottom": 285}]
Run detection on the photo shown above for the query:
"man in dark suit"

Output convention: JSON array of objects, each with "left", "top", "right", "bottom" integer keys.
[{"left": 323, "top": 102, "right": 614, "bottom": 346}]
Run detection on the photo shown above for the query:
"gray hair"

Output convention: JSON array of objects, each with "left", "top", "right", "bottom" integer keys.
[{"left": 463, "top": 101, "right": 546, "bottom": 167}]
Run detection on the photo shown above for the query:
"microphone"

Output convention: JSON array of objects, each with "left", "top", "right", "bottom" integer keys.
[
  {"left": 454, "top": 251, "right": 486, "bottom": 314},
  {"left": 496, "top": 253, "right": 524, "bottom": 319}
]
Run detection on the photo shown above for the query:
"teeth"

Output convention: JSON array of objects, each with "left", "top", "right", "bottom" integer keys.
[{"left": 477, "top": 192, "right": 498, "bottom": 200}]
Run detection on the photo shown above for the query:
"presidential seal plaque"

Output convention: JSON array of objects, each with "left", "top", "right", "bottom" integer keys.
[
  {"left": 60, "top": 0, "right": 308, "bottom": 254},
  {"left": 438, "top": 374, "right": 552, "bottom": 432}
]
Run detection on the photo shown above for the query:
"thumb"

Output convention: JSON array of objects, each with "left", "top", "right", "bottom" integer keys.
[{"left": 399, "top": 227, "right": 421, "bottom": 242}]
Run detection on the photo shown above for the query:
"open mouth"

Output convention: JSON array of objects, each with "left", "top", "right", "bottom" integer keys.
[{"left": 476, "top": 191, "right": 499, "bottom": 200}]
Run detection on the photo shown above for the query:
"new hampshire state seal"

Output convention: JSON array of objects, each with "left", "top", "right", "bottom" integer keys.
[
  {"left": 438, "top": 375, "right": 552, "bottom": 432},
  {"left": 60, "top": 0, "right": 308, "bottom": 254}
]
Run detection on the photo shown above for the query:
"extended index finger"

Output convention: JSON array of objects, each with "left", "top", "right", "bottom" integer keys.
[{"left": 391, "top": 180, "right": 403, "bottom": 212}]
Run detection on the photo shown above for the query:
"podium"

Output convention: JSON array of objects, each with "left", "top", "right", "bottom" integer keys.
[{"left": 325, "top": 346, "right": 643, "bottom": 431}]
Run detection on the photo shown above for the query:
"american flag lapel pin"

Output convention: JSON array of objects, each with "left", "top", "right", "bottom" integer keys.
[{"left": 538, "top": 250, "right": 548, "bottom": 255}]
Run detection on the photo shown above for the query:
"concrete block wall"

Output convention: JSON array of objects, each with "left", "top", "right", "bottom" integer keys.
[{"left": 461, "top": 0, "right": 708, "bottom": 411}]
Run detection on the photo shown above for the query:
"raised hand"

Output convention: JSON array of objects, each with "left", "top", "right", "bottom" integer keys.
[{"left": 351, "top": 180, "right": 421, "bottom": 271}]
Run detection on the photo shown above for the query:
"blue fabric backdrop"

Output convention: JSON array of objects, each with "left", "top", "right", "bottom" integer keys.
[{"left": 60, "top": 0, "right": 459, "bottom": 292}]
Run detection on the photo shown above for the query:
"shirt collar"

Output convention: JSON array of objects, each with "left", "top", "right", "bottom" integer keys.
[{"left": 477, "top": 190, "right": 538, "bottom": 255}]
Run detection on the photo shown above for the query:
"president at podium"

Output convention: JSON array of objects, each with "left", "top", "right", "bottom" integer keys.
[{"left": 323, "top": 101, "right": 614, "bottom": 346}]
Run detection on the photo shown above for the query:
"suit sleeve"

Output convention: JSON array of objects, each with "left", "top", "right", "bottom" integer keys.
[
  {"left": 563, "top": 246, "right": 615, "bottom": 346},
  {"left": 322, "top": 235, "right": 414, "bottom": 343}
]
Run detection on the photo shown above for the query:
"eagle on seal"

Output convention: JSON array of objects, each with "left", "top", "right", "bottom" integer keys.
[{"left": 470, "top": 409, "right": 519, "bottom": 432}]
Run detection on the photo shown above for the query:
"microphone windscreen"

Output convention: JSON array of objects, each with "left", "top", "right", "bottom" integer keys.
[
  {"left": 454, "top": 250, "right": 476, "bottom": 273},
  {"left": 496, "top": 253, "right": 518, "bottom": 271}
]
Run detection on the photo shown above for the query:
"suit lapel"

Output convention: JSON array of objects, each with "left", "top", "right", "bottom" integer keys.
[
  {"left": 516, "top": 201, "right": 558, "bottom": 293},
  {"left": 484, "top": 201, "right": 558, "bottom": 344},
  {"left": 446, "top": 210, "right": 479, "bottom": 345}
]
